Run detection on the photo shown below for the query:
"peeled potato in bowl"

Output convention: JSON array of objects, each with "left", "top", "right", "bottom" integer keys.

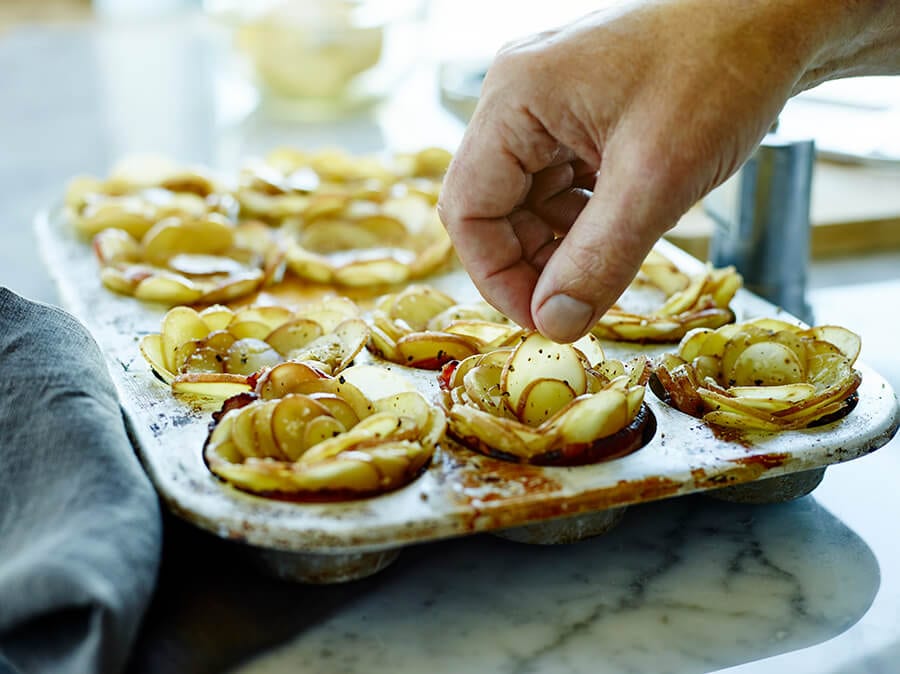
[
  {"left": 203, "top": 361, "right": 445, "bottom": 500},
  {"left": 440, "top": 332, "right": 653, "bottom": 466},
  {"left": 652, "top": 318, "right": 862, "bottom": 430}
]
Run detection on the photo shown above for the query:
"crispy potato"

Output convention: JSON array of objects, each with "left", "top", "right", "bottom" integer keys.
[
  {"left": 140, "top": 301, "right": 368, "bottom": 396},
  {"left": 367, "top": 285, "right": 520, "bottom": 369},
  {"left": 204, "top": 367, "right": 445, "bottom": 499},
  {"left": 443, "top": 331, "right": 649, "bottom": 465},
  {"left": 591, "top": 251, "right": 741, "bottom": 342},
  {"left": 653, "top": 318, "right": 862, "bottom": 430}
]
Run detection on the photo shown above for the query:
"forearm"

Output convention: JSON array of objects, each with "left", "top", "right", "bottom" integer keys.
[{"left": 796, "top": 0, "right": 900, "bottom": 92}]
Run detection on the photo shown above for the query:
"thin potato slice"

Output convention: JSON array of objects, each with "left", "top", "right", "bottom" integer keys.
[
  {"left": 517, "top": 378, "right": 577, "bottom": 426},
  {"left": 271, "top": 394, "right": 331, "bottom": 461},
  {"left": 171, "top": 373, "right": 252, "bottom": 398},
  {"left": 502, "top": 334, "right": 587, "bottom": 412},
  {"left": 265, "top": 319, "right": 324, "bottom": 356},
  {"left": 396, "top": 332, "right": 479, "bottom": 369}
]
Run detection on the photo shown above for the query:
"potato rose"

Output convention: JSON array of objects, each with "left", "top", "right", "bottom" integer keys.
[
  {"left": 653, "top": 318, "right": 862, "bottom": 430},
  {"left": 204, "top": 362, "right": 445, "bottom": 499},
  {"left": 140, "top": 298, "right": 367, "bottom": 398},
  {"left": 367, "top": 284, "right": 520, "bottom": 369},
  {"left": 441, "top": 332, "right": 652, "bottom": 466}
]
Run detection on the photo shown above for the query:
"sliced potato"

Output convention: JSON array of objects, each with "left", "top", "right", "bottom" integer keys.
[
  {"left": 396, "top": 332, "right": 479, "bottom": 369},
  {"left": 654, "top": 318, "right": 862, "bottom": 431},
  {"left": 445, "top": 330, "right": 648, "bottom": 464},
  {"left": 271, "top": 394, "right": 331, "bottom": 461},
  {"left": 265, "top": 319, "right": 324, "bottom": 356},
  {"left": 516, "top": 378, "right": 577, "bottom": 426},
  {"left": 171, "top": 373, "right": 251, "bottom": 398},
  {"left": 225, "top": 338, "right": 282, "bottom": 375},
  {"left": 502, "top": 334, "right": 587, "bottom": 412}
]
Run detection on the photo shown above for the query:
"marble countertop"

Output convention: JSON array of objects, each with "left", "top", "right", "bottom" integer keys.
[{"left": 1, "top": 20, "right": 898, "bottom": 674}]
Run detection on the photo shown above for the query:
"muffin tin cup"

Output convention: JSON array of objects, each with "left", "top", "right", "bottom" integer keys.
[
  {"left": 250, "top": 546, "right": 402, "bottom": 584},
  {"left": 493, "top": 507, "right": 628, "bottom": 545},
  {"left": 706, "top": 467, "right": 827, "bottom": 504}
]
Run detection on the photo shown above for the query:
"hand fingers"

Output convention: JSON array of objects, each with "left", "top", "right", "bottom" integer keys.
[
  {"left": 526, "top": 163, "right": 594, "bottom": 234},
  {"left": 530, "top": 150, "right": 668, "bottom": 343},
  {"left": 439, "top": 87, "right": 565, "bottom": 326}
]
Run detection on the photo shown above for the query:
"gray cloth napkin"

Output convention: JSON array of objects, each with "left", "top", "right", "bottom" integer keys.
[{"left": 0, "top": 288, "right": 162, "bottom": 674}]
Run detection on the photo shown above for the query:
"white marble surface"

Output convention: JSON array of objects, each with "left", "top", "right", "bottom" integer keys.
[{"left": 1, "top": 19, "right": 898, "bottom": 674}]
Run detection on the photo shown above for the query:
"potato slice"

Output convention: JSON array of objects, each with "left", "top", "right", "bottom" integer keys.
[
  {"left": 542, "top": 390, "right": 629, "bottom": 444},
  {"left": 230, "top": 405, "right": 267, "bottom": 459},
  {"left": 302, "top": 416, "right": 347, "bottom": 452},
  {"left": 199, "top": 305, "right": 235, "bottom": 332},
  {"left": 225, "top": 338, "right": 282, "bottom": 375},
  {"left": 502, "top": 333, "right": 587, "bottom": 413},
  {"left": 449, "top": 404, "right": 527, "bottom": 457},
  {"left": 234, "top": 305, "right": 294, "bottom": 331},
  {"left": 333, "top": 257, "right": 410, "bottom": 286},
  {"left": 307, "top": 393, "right": 360, "bottom": 430},
  {"left": 133, "top": 273, "right": 203, "bottom": 305},
  {"left": 299, "top": 413, "right": 417, "bottom": 464},
  {"left": 161, "top": 307, "right": 209, "bottom": 373},
  {"left": 171, "top": 373, "right": 251, "bottom": 398},
  {"left": 373, "top": 391, "right": 431, "bottom": 428},
  {"left": 200, "top": 272, "right": 266, "bottom": 305},
  {"left": 729, "top": 342, "right": 804, "bottom": 387},
  {"left": 804, "top": 325, "right": 861, "bottom": 363},
  {"left": 516, "top": 378, "right": 577, "bottom": 426},
  {"left": 271, "top": 394, "right": 331, "bottom": 461},
  {"left": 228, "top": 320, "right": 273, "bottom": 341},
  {"left": 255, "top": 361, "right": 327, "bottom": 399},
  {"left": 368, "top": 324, "right": 401, "bottom": 362},
  {"left": 93, "top": 228, "right": 141, "bottom": 266},
  {"left": 388, "top": 285, "right": 457, "bottom": 330},
  {"left": 140, "top": 334, "right": 171, "bottom": 381},
  {"left": 141, "top": 217, "right": 234, "bottom": 266},
  {"left": 444, "top": 320, "right": 518, "bottom": 349},
  {"left": 338, "top": 365, "right": 417, "bottom": 401},
  {"left": 396, "top": 331, "right": 479, "bottom": 369},
  {"left": 265, "top": 319, "right": 324, "bottom": 356},
  {"left": 571, "top": 333, "right": 606, "bottom": 369},
  {"left": 253, "top": 400, "right": 285, "bottom": 460},
  {"left": 182, "top": 345, "right": 225, "bottom": 374},
  {"left": 729, "top": 383, "right": 817, "bottom": 405}
]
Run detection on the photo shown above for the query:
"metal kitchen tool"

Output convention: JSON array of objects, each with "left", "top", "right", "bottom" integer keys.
[{"left": 705, "top": 133, "right": 816, "bottom": 325}]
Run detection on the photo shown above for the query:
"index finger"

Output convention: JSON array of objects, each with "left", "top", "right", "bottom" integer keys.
[{"left": 437, "top": 95, "right": 563, "bottom": 328}]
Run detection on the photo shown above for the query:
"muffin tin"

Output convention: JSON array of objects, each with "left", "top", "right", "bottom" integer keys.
[{"left": 36, "top": 208, "right": 900, "bottom": 583}]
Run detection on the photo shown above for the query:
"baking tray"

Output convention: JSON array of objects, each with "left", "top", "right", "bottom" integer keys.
[{"left": 36, "top": 208, "right": 900, "bottom": 583}]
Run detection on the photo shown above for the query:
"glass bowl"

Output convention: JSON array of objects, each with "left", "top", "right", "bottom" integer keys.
[{"left": 206, "top": 0, "right": 426, "bottom": 120}]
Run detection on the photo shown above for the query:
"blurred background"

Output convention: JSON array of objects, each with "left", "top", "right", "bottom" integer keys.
[{"left": 1, "top": 0, "right": 899, "bottom": 304}]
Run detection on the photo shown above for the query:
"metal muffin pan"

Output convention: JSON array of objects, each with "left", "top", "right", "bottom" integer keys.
[{"left": 37, "top": 210, "right": 900, "bottom": 583}]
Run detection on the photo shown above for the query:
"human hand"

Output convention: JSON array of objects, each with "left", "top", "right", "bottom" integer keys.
[{"left": 438, "top": 0, "right": 900, "bottom": 343}]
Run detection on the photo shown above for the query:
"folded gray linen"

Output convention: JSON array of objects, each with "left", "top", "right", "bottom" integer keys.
[{"left": 0, "top": 289, "right": 161, "bottom": 674}]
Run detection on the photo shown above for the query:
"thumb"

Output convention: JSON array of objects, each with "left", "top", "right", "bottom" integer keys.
[{"left": 530, "top": 163, "right": 670, "bottom": 343}]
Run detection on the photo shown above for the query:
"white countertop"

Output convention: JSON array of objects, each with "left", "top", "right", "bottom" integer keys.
[{"left": 1, "top": 20, "right": 897, "bottom": 674}]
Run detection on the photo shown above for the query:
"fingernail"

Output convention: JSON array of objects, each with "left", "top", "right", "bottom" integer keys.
[{"left": 535, "top": 294, "right": 594, "bottom": 343}]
